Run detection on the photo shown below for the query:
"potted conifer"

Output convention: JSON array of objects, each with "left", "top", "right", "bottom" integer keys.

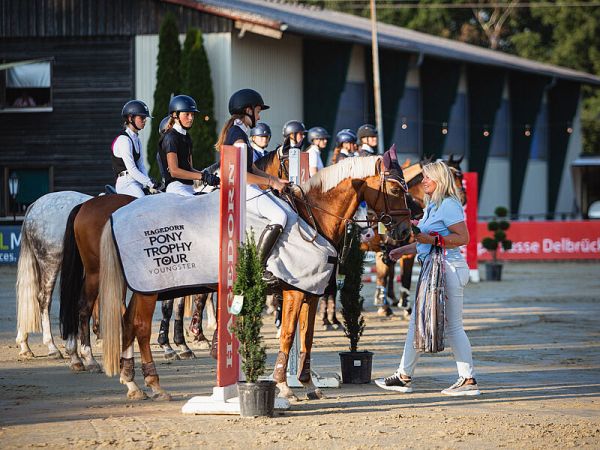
[
  {"left": 232, "top": 232, "right": 276, "bottom": 417},
  {"left": 481, "top": 206, "right": 513, "bottom": 281},
  {"left": 338, "top": 224, "right": 373, "bottom": 384}
]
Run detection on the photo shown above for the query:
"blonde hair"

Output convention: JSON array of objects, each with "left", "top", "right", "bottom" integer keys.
[
  {"left": 215, "top": 114, "right": 244, "bottom": 152},
  {"left": 422, "top": 161, "right": 462, "bottom": 208}
]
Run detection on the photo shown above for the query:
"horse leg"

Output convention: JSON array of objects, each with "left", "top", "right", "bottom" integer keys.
[
  {"left": 65, "top": 333, "right": 85, "bottom": 372},
  {"left": 400, "top": 255, "right": 415, "bottom": 317},
  {"left": 273, "top": 290, "right": 304, "bottom": 402},
  {"left": 91, "top": 300, "right": 100, "bottom": 339},
  {"left": 327, "top": 294, "right": 341, "bottom": 329},
  {"left": 134, "top": 294, "right": 171, "bottom": 401},
  {"left": 205, "top": 292, "right": 217, "bottom": 332},
  {"left": 387, "top": 260, "right": 399, "bottom": 307},
  {"left": 189, "top": 294, "right": 211, "bottom": 350},
  {"left": 16, "top": 330, "right": 33, "bottom": 359},
  {"left": 158, "top": 299, "right": 179, "bottom": 360},
  {"left": 318, "top": 296, "right": 330, "bottom": 331},
  {"left": 78, "top": 273, "right": 101, "bottom": 372},
  {"left": 298, "top": 296, "right": 325, "bottom": 400},
  {"left": 39, "top": 268, "right": 63, "bottom": 358},
  {"left": 173, "top": 297, "right": 195, "bottom": 359},
  {"left": 120, "top": 293, "right": 147, "bottom": 400},
  {"left": 376, "top": 253, "right": 393, "bottom": 317}
]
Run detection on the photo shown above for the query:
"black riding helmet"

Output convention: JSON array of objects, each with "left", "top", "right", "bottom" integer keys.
[
  {"left": 228, "top": 89, "right": 269, "bottom": 127},
  {"left": 169, "top": 95, "right": 199, "bottom": 114},
  {"left": 122, "top": 100, "right": 152, "bottom": 131},
  {"left": 357, "top": 124, "right": 378, "bottom": 140},
  {"left": 250, "top": 122, "right": 272, "bottom": 138},
  {"left": 282, "top": 120, "right": 306, "bottom": 138},
  {"left": 159, "top": 116, "right": 170, "bottom": 135},
  {"left": 336, "top": 129, "right": 357, "bottom": 145},
  {"left": 307, "top": 126, "right": 330, "bottom": 143}
]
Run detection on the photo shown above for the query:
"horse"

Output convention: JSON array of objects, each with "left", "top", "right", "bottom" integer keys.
[
  {"left": 16, "top": 191, "right": 92, "bottom": 359},
  {"left": 360, "top": 154, "right": 466, "bottom": 315},
  {"left": 97, "top": 151, "right": 412, "bottom": 401}
]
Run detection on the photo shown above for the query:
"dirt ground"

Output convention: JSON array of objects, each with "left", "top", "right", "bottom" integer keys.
[{"left": 0, "top": 262, "right": 599, "bottom": 449}]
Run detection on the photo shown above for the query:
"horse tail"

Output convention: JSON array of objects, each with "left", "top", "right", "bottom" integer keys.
[
  {"left": 59, "top": 203, "right": 84, "bottom": 340},
  {"left": 184, "top": 295, "right": 194, "bottom": 318},
  {"left": 99, "top": 221, "right": 124, "bottom": 377},
  {"left": 16, "top": 222, "right": 41, "bottom": 335}
]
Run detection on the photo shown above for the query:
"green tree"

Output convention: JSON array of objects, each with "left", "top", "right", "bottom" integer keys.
[
  {"left": 147, "top": 13, "right": 181, "bottom": 179},
  {"left": 181, "top": 28, "right": 218, "bottom": 168}
]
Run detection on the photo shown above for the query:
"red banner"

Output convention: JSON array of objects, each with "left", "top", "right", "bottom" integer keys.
[
  {"left": 217, "top": 145, "right": 245, "bottom": 386},
  {"left": 300, "top": 152, "right": 310, "bottom": 183},
  {"left": 463, "top": 172, "right": 478, "bottom": 270},
  {"left": 477, "top": 220, "right": 600, "bottom": 260}
]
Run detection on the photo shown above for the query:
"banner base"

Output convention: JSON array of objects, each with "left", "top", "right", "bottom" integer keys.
[
  {"left": 469, "top": 268, "right": 480, "bottom": 283},
  {"left": 182, "top": 384, "right": 291, "bottom": 415},
  {"left": 271, "top": 369, "right": 341, "bottom": 388}
]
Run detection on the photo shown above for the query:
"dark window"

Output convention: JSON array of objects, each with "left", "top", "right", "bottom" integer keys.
[
  {"left": 2, "top": 167, "right": 52, "bottom": 217},
  {"left": 1, "top": 60, "right": 53, "bottom": 112}
]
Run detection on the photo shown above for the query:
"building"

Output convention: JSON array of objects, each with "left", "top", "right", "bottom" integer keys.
[{"left": 1, "top": 0, "right": 599, "bottom": 221}]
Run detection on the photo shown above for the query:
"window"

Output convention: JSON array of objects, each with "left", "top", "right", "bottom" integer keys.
[
  {"left": 2, "top": 167, "right": 52, "bottom": 217},
  {"left": 1, "top": 59, "right": 53, "bottom": 112}
]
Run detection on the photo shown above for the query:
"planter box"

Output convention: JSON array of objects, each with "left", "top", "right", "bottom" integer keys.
[{"left": 339, "top": 351, "right": 373, "bottom": 384}]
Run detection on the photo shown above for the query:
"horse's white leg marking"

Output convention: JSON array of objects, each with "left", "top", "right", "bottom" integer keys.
[
  {"left": 120, "top": 344, "right": 147, "bottom": 400},
  {"left": 16, "top": 330, "right": 34, "bottom": 358},
  {"left": 65, "top": 334, "right": 85, "bottom": 372},
  {"left": 206, "top": 293, "right": 217, "bottom": 331},
  {"left": 41, "top": 307, "right": 62, "bottom": 358}
]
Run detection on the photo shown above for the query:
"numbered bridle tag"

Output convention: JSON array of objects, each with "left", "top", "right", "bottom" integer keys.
[
  {"left": 378, "top": 222, "right": 387, "bottom": 235},
  {"left": 230, "top": 295, "right": 244, "bottom": 315}
]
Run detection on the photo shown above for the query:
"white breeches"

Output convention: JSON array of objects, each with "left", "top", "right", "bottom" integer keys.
[
  {"left": 166, "top": 181, "right": 196, "bottom": 196},
  {"left": 246, "top": 185, "right": 287, "bottom": 227},
  {"left": 115, "top": 176, "right": 145, "bottom": 198}
]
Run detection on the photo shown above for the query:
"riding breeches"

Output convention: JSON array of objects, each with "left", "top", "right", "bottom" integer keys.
[
  {"left": 166, "top": 181, "right": 195, "bottom": 196},
  {"left": 116, "top": 175, "right": 145, "bottom": 198},
  {"left": 246, "top": 184, "right": 287, "bottom": 227}
]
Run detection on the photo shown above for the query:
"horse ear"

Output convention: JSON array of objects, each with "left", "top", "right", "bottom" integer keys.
[
  {"left": 457, "top": 154, "right": 464, "bottom": 163},
  {"left": 388, "top": 144, "right": 398, "bottom": 162},
  {"left": 448, "top": 153, "right": 455, "bottom": 163}
]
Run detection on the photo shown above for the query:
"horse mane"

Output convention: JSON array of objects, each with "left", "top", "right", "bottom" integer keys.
[
  {"left": 300, "top": 156, "right": 380, "bottom": 193},
  {"left": 254, "top": 149, "right": 278, "bottom": 171}
]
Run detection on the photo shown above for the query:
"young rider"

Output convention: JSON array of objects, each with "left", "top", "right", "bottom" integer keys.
[
  {"left": 159, "top": 94, "right": 219, "bottom": 196},
  {"left": 306, "top": 126, "right": 329, "bottom": 176},
  {"left": 331, "top": 128, "right": 357, "bottom": 164},
  {"left": 215, "top": 88, "right": 289, "bottom": 282},
  {"left": 250, "top": 122, "right": 272, "bottom": 162},
  {"left": 112, "top": 100, "right": 161, "bottom": 197},
  {"left": 357, "top": 124, "right": 378, "bottom": 156}
]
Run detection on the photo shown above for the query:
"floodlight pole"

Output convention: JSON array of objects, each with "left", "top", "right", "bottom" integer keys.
[{"left": 370, "top": 0, "right": 384, "bottom": 154}]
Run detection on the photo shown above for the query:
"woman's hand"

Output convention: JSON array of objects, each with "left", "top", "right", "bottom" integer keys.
[
  {"left": 270, "top": 177, "right": 289, "bottom": 192},
  {"left": 389, "top": 244, "right": 415, "bottom": 261},
  {"left": 414, "top": 232, "right": 436, "bottom": 245}
]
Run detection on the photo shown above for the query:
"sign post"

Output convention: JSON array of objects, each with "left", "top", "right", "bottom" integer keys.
[{"left": 463, "top": 172, "right": 479, "bottom": 283}]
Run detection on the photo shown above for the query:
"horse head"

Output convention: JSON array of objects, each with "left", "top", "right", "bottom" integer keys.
[{"left": 444, "top": 153, "right": 466, "bottom": 205}]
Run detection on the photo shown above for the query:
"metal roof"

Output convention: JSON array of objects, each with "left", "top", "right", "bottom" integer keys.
[{"left": 164, "top": 0, "right": 600, "bottom": 85}]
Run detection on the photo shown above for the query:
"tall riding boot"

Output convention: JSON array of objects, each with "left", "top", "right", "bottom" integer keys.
[{"left": 257, "top": 224, "right": 284, "bottom": 286}]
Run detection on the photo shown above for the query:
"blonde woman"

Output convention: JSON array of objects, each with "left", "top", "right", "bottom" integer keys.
[{"left": 376, "top": 161, "right": 479, "bottom": 396}]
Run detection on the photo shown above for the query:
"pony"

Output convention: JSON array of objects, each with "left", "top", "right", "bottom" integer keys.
[
  {"left": 16, "top": 191, "right": 92, "bottom": 359},
  {"left": 96, "top": 150, "right": 412, "bottom": 401}
]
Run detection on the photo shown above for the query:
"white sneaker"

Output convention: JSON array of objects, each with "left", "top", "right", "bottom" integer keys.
[
  {"left": 375, "top": 374, "right": 413, "bottom": 393},
  {"left": 441, "top": 377, "right": 481, "bottom": 396}
]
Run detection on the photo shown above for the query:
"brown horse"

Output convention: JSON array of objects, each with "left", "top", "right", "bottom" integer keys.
[
  {"left": 360, "top": 155, "right": 466, "bottom": 315},
  {"left": 97, "top": 152, "right": 412, "bottom": 401}
]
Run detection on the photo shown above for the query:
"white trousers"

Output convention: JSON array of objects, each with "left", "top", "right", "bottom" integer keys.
[
  {"left": 398, "top": 260, "right": 475, "bottom": 379},
  {"left": 115, "top": 176, "right": 145, "bottom": 198},
  {"left": 246, "top": 184, "right": 287, "bottom": 227},
  {"left": 166, "top": 181, "right": 196, "bottom": 196}
]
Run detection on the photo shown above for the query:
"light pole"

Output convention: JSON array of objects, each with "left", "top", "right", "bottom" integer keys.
[{"left": 8, "top": 172, "right": 19, "bottom": 222}]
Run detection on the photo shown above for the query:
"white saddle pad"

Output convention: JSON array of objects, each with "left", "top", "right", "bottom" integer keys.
[{"left": 110, "top": 191, "right": 337, "bottom": 297}]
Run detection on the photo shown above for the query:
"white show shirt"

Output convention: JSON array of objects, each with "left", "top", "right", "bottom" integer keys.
[
  {"left": 112, "top": 127, "right": 152, "bottom": 187},
  {"left": 306, "top": 144, "right": 324, "bottom": 171}
]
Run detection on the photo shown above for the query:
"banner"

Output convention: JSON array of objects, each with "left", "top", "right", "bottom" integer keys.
[
  {"left": 300, "top": 152, "right": 310, "bottom": 183},
  {"left": 477, "top": 221, "right": 600, "bottom": 260},
  {"left": 462, "top": 173, "right": 478, "bottom": 271},
  {"left": 217, "top": 145, "right": 246, "bottom": 387},
  {"left": 0, "top": 226, "right": 21, "bottom": 264}
]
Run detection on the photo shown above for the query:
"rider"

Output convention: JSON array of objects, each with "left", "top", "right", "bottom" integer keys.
[
  {"left": 357, "top": 124, "right": 378, "bottom": 156},
  {"left": 159, "top": 94, "right": 219, "bottom": 196},
  {"left": 215, "top": 88, "right": 289, "bottom": 283},
  {"left": 250, "top": 122, "right": 272, "bottom": 162},
  {"left": 331, "top": 128, "right": 357, "bottom": 164},
  {"left": 281, "top": 120, "right": 306, "bottom": 152},
  {"left": 112, "top": 100, "right": 161, "bottom": 197},
  {"left": 306, "top": 126, "right": 329, "bottom": 176}
]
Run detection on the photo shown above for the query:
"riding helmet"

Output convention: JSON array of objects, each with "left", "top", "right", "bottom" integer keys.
[
  {"left": 121, "top": 100, "right": 152, "bottom": 118},
  {"left": 159, "top": 116, "right": 170, "bottom": 135},
  {"left": 250, "top": 122, "right": 272, "bottom": 138},
  {"left": 168, "top": 95, "right": 199, "bottom": 114},
  {"left": 282, "top": 120, "right": 306, "bottom": 138},
  {"left": 307, "top": 126, "right": 330, "bottom": 143},
  {"left": 357, "top": 124, "right": 378, "bottom": 140},
  {"left": 228, "top": 89, "right": 270, "bottom": 115},
  {"left": 336, "top": 128, "right": 357, "bottom": 145}
]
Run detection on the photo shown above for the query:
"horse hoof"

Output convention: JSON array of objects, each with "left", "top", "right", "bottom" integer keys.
[
  {"left": 306, "top": 389, "right": 326, "bottom": 400},
  {"left": 178, "top": 350, "right": 195, "bottom": 360},
  {"left": 197, "top": 340, "right": 211, "bottom": 350},
  {"left": 330, "top": 323, "right": 340, "bottom": 331},
  {"left": 152, "top": 391, "right": 172, "bottom": 401},
  {"left": 127, "top": 389, "right": 148, "bottom": 401},
  {"left": 85, "top": 364, "right": 103, "bottom": 373},
  {"left": 164, "top": 351, "right": 180, "bottom": 361},
  {"left": 18, "top": 350, "right": 34, "bottom": 359},
  {"left": 48, "top": 350, "right": 64, "bottom": 359},
  {"left": 70, "top": 362, "right": 86, "bottom": 372}
]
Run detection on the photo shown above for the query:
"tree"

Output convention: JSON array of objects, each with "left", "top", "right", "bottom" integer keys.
[
  {"left": 181, "top": 28, "right": 218, "bottom": 169},
  {"left": 147, "top": 13, "right": 181, "bottom": 179}
]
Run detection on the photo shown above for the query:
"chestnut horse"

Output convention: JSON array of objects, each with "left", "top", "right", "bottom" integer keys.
[{"left": 97, "top": 152, "right": 412, "bottom": 401}]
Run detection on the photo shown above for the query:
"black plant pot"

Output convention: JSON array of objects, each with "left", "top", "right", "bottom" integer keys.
[
  {"left": 237, "top": 380, "right": 276, "bottom": 418},
  {"left": 485, "top": 262, "right": 503, "bottom": 281},
  {"left": 339, "top": 351, "right": 373, "bottom": 384}
]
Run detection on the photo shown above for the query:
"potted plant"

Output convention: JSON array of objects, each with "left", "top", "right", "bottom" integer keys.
[
  {"left": 232, "top": 232, "right": 276, "bottom": 417},
  {"left": 481, "top": 206, "right": 513, "bottom": 281},
  {"left": 339, "top": 224, "right": 373, "bottom": 384}
]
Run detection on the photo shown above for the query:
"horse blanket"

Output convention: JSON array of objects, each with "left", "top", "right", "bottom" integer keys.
[{"left": 110, "top": 191, "right": 337, "bottom": 297}]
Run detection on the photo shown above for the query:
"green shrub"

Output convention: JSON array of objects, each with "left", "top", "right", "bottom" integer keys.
[{"left": 482, "top": 207, "right": 512, "bottom": 262}]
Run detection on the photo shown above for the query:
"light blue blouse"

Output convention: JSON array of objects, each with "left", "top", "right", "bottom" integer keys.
[{"left": 416, "top": 197, "right": 466, "bottom": 262}]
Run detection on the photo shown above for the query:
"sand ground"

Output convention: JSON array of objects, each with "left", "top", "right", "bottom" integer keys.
[{"left": 0, "top": 262, "right": 599, "bottom": 449}]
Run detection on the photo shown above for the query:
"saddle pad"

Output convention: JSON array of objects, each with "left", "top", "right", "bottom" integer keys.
[{"left": 110, "top": 191, "right": 337, "bottom": 296}]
